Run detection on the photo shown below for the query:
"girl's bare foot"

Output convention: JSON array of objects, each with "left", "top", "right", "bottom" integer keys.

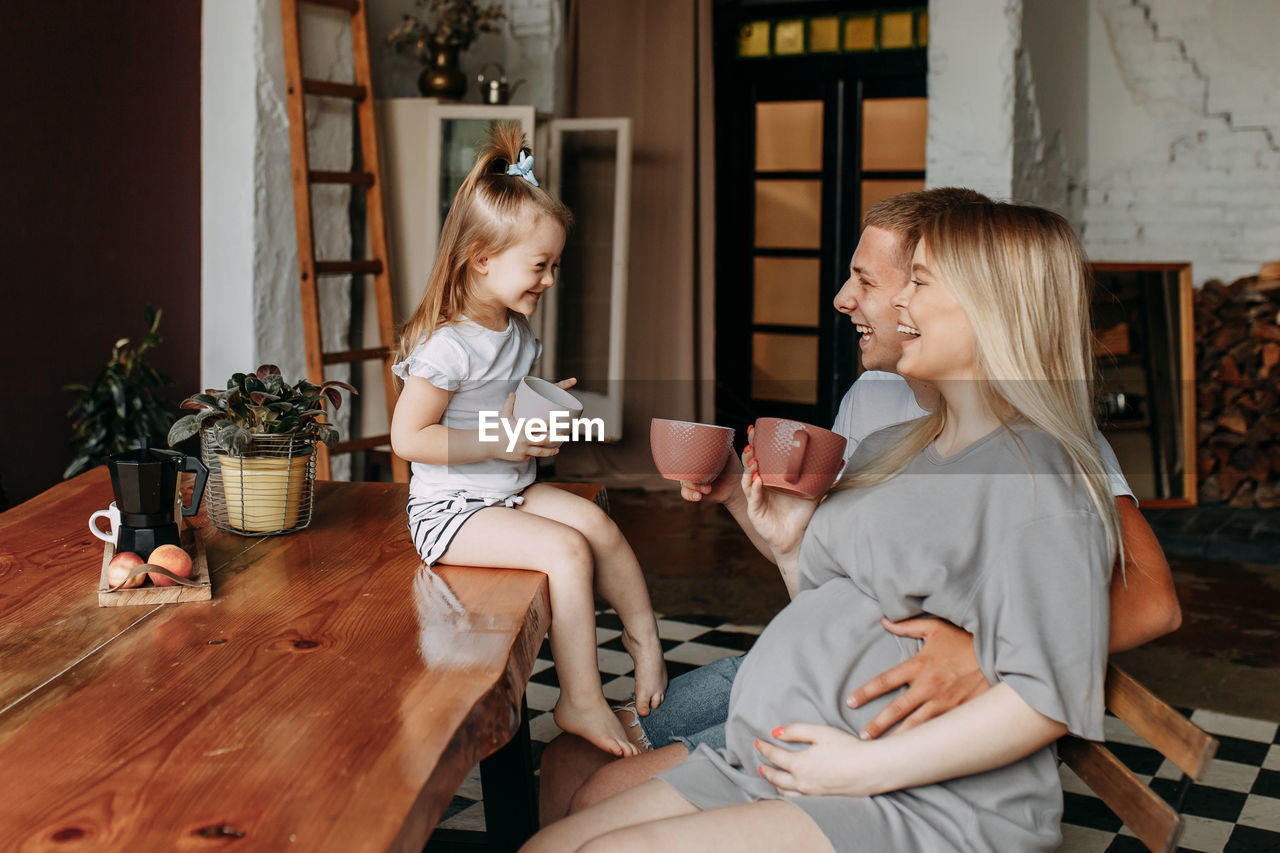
[
  {"left": 554, "top": 695, "right": 639, "bottom": 758},
  {"left": 622, "top": 628, "right": 668, "bottom": 716}
]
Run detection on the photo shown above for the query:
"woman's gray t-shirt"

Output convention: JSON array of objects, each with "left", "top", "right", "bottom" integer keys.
[{"left": 658, "top": 421, "right": 1112, "bottom": 852}]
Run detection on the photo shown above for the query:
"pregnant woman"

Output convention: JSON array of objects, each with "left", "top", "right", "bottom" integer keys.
[{"left": 523, "top": 200, "right": 1120, "bottom": 853}]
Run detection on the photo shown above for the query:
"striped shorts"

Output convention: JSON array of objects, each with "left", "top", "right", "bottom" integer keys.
[{"left": 407, "top": 490, "right": 528, "bottom": 566}]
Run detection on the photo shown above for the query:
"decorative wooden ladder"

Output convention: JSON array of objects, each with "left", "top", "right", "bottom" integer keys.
[{"left": 279, "top": 0, "right": 408, "bottom": 482}]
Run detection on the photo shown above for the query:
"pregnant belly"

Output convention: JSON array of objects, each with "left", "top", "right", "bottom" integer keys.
[{"left": 724, "top": 579, "right": 914, "bottom": 764}]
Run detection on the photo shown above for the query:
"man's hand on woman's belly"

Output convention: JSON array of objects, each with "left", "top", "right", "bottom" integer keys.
[{"left": 846, "top": 617, "right": 989, "bottom": 739}]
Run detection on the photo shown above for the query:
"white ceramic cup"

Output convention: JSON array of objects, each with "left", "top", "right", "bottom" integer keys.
[
  {"left": 513, "top": 376, "right": 584, "bottom": 424},
  {"left": 89, "top": 502, "right": 121, "bottom": 545}
]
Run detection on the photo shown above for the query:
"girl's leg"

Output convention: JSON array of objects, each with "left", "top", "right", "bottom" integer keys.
[
  {"left": 522, "top": 779, "right": 836, "bottom": 853},
  {"left": 440, "top": 507, "right": 637, "bottom": 757},
  {"left": 518, "top": 484, "right": 668, "bottom": 714}
]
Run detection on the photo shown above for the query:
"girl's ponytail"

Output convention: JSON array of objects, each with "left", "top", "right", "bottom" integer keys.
[{"left": 457, "top": 121, "right": 529, "bottom": 199}]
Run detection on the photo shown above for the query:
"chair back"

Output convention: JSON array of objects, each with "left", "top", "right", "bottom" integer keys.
[{"left": 1058, "top": 663, "right": 1218, "bottom": 853}]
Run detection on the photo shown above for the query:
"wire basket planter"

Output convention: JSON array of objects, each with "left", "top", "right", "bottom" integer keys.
[{"left": 200, "top": 430, "right": 316, "bottom": 535}]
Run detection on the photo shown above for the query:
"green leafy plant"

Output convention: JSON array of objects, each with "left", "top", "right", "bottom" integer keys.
[
  {"left": 64, "top": 307, "right": 174, "bottom": 479},
  {"left": 167, "top": 364, "right": 356, "bottom": 457}
]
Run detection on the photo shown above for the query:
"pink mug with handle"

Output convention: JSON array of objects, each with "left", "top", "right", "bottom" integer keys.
[{"left": 752, "top": 418, "right": 847, "bottom": 498}]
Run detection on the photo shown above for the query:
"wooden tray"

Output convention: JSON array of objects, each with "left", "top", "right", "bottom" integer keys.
[{"left": 97, "top": 525, "right": 211, "bottom": 607}]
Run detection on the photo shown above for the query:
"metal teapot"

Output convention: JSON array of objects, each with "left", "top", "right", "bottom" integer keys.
[{"left": 476, "top": 62, "right": 524, "bottom": 105}]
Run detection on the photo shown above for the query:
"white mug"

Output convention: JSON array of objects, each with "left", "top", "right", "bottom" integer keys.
[
  {"left": 513, "top": 376, "right": 584, "bottom": 424},
  {"left": 89, "top": 502, "right": 121, "bottom": 545}
]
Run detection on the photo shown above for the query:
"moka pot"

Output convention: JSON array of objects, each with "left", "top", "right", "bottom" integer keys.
[{"left": 104, "top": 441, "right": 208, "bottom": 559}]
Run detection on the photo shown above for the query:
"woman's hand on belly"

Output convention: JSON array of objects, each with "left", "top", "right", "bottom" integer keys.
[
  {"left": 754, "top": 723, "right": 876, "bottom": 797},
  {"left": 758, "top": 685, "right": 1070, "bottom": 797}
]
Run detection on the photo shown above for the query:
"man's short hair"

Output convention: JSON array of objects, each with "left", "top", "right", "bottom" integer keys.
[{"left": 864, "top": 188, "right": 993, "bottom": 267}]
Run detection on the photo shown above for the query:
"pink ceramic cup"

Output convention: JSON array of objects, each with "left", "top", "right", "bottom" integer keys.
[
  {"left": 751, "top": 418, "right": 847, "bottom": 498},
  {"left": 650, "top": 419, "right": 736, "bottom": 484}
]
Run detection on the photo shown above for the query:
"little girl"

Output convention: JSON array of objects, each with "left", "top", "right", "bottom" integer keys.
[{"left": 389, "top": 123, "right": 665, "bottom": 757}]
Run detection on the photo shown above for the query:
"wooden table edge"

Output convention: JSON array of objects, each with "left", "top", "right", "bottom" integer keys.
[{"left": 390, "top": 569, "right": 551, "bottom": 852}]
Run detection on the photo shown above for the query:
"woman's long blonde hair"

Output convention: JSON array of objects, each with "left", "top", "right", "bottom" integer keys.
[
  {"left": 839, "top": 202, "right": 1122, "bottom": 566},
  {"left": 394, "top": 122, "right": 573, "bottom": 369}
]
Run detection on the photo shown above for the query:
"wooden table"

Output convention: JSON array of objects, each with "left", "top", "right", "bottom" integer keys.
[{"left": 0, "top": 468, "right": 550, "bottom": 851}]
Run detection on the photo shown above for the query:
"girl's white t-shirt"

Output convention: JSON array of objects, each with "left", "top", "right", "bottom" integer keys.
[{"left": 391, "top": 315, "right": 542, "bottom": 503}]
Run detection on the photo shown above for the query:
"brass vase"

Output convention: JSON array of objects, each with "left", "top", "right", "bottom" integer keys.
[{"left": 418, "top": 39, "right": 466, "bottom": 100}]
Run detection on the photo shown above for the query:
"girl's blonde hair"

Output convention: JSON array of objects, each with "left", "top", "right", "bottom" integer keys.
[
  {"left": 839, "top": 201, "right": 1122, "bottom": 567},
  {"left": 395, "top": 122, "right": 573, "bottom": 367}
]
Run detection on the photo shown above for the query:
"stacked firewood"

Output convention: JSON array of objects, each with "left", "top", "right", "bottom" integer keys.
[{"left": 1194, "top": 262, "right": 1280, "bottom": 508}]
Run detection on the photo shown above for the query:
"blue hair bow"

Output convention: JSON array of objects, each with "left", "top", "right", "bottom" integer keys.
[{"left": 506, "top": 150, "right": 539, "bottom": 187}]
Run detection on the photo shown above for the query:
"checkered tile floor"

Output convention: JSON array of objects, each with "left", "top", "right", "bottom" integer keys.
[{"left": 439, "top": 612, "right": 1280, "bottom": 852}]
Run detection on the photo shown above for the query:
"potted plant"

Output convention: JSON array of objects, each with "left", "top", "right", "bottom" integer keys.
[
  {"left": 387, "top": 0, "right": 505, "bottom": 99},
  {"left": 64, "top": 307, "right": 174, "bottom": 479},
  {"left": 167, "top": 365, "right": 355, "bottom": 535}
]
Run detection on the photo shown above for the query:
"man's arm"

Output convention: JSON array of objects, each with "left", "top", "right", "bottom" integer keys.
[{"left": 1109, "top": 497, "right": 1181, "bottom": 651}]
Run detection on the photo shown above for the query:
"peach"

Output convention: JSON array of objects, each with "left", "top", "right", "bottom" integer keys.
[
  {"left": 147, "top": 544, "right": 193, "bottom": 587},
  {"left": 106, "top": 551, "right": 146, "bottom": 589}
]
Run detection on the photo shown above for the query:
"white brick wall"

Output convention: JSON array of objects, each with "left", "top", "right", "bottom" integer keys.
[
  {"left": 935, "top": 0, "right": 1279, "bottom": 284},
  {"left": 202, "top": 0, "right": 354, "bottom": 477},
  {"left": 926, "top": 0, "right": 1020, "bottom": 199},
  {"left": 1077, "top": 0, "right": 1280, "bottom": 284}
]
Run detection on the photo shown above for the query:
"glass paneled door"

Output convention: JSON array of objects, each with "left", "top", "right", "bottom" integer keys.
[
  {"left": 713, "top": 5, "right": 927, "bottom": 430},
  {"left": 752, "top": 99, "right": 825, "bottom": 407}
]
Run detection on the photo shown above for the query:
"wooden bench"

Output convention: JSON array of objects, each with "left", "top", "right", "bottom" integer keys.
[{"left": 1059, "top": 663, "right": 1219, "bottom": 853}]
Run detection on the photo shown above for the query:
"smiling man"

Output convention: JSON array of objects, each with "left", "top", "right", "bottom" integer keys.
[
  {"left": 827, "top": 196, "right": 970, "bottom": 459},
  {"left": 536, "top": 188, "right": 1182, "bottom": 822}
]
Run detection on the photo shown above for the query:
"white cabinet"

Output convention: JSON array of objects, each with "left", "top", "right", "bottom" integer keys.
[{"left": 365, "top": 99, "right": 631, "bottom": 441}]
